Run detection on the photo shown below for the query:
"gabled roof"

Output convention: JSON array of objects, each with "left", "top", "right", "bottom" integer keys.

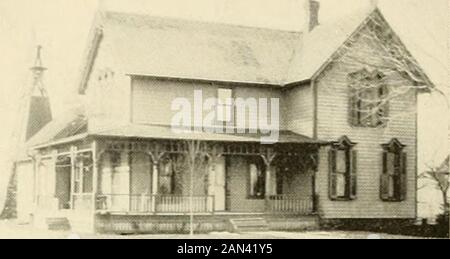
[
  {"left": 78, "top": 6, "right": 433, "bottom": 93},
  {"left": 286, "top": 7, "right": 373, "bottom": 83},
  {"left": 79, "top": 11, "right": 301, "bottom": 92}
]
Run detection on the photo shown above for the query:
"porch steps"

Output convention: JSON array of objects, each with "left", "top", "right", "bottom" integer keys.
[
  {"left": 46, "top": 217, "right": 71, "bottom": 231},
  {"left": 229, "top": 218, "right": 269, "bottom": 233}
]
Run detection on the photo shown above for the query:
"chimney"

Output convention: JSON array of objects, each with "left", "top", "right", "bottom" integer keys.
[{"left": 305, "top": 0, "right": 320, "bottom": 32}]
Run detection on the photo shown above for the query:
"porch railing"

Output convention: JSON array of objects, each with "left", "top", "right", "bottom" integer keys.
[
  {"left": 266, "top": 195, "right": 314, "bottom": 214},
  {"left": 96, "top": 194, "right": 214, "bottom": 214}
]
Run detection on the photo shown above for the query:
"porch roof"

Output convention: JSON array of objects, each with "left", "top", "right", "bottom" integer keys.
[{"left": 89, "top": 124, "right": 325, "bottom": 145}]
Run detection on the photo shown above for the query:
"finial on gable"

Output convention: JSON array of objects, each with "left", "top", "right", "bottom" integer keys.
[{"left": 370, "top": 0, "right": 379, "bottom": 9}]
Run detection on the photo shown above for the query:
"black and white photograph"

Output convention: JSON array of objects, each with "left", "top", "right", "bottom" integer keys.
[{"left": 0, "top": 0, "right": 448, "bottom": 241}]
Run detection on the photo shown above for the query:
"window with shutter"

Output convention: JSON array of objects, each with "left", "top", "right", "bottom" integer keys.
[
  {"left": 329, "top": 136, "right": 357, "bottom": 201},
  {"left": 381, "top": 139, "right": 407, "bottom": 202},
  {"left": 348, "top": 69, "right": 389, "bottom": 128}
]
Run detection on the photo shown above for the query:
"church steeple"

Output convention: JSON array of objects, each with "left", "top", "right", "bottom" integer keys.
[
  {"left": 25, "top": 46, "right": 52, "bottom": 141},
  {"left": 30, "top": 45, "right": 48, "bottom": 97}
]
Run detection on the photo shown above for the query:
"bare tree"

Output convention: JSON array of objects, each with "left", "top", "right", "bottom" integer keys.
[
  {"left": 184, "top": 139, "right": 209, "bottom": 236},
  {"left": 420, "top": 159, "right": 449, "bottom": 217},
  {"left": 328, "top": 11, "right": 447, "bottom": 128}
]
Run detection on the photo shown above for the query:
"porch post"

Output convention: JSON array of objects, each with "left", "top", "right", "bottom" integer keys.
[
  {"left": 261, "top": 147, "right": 277, "bottom": 212},
  {"left": 151, "top": 159, "right": 159, "bottom": 214},
  {"left": 206, "top": 145, "right": 222, "bottom": 214},
  {"left": 265, "top": 164, "right": 273, "bottom": 208},
  {"left": 33, "top": 153, "right": 42, "bottom": 206},
  {"left": 92, "top": 141, "right": 98, "bottom": 212},
  {"left": 69, "top": 146, "right": 77, "bottom": 210}
]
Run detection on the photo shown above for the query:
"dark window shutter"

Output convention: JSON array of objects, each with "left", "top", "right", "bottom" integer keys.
[
  {"left": 383, "top": 91, "right": 390, "bottom": 119},
  {"left": 380, "top": 152, "right": 390, "bottom": 201},
  {"left": 399, "top": 152, "right": 407, "bottom": 201},
  {"left": 329, "top": 149, "right": 338, "bottom": 200},
  {"left": 381, "top": 85, "right": 390, "bottom": 125},
  {"left": 349, "top": 150, "right": 358, "bottom": 200},
  {"left": 349, "top": 88, "right": 358, "bottom": 126}
]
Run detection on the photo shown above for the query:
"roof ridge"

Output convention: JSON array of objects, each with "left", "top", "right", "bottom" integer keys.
[{"left": 99, "top": 10, "right": 302, "bottom": 35}]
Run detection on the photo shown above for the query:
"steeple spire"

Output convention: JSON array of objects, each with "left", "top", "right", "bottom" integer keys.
[
  {"left": 30, "top": 45, "right": 48, "bottom": 97},
  {"left": 24, "top": 45, "right": 52, "bottom": 140}
]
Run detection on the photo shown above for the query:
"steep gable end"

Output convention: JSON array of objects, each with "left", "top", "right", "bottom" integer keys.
[{"left": 291, "top": 8, "right": 433, "bottom": 87}]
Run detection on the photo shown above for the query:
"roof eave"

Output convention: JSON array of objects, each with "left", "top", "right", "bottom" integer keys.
[
  {"left": 127, "top": 73, "right": 283, "bottom": 88},
  {"left": 78, "top": 20, "right": 104, "bottom": 95},
  {"left": 30, "top": 133, "right": 89, "bottom": 150}
]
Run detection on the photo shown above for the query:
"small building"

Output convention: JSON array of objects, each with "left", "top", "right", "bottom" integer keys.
[{"left": 15, "top": 2, "right": 433, "bottom": 234}]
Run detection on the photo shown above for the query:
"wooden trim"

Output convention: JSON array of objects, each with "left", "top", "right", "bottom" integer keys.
[
  {"left": 79, "top": 28, "right": 104, "bottom": 94},
  {"left": 312, "top": 80, "right": 318, "bottom": 139},
  {"left": 130, "top": 77, "right": 135, "bottom": 124},
  {"left": 70, "top": 146, "right": 77, "bottom": 209},
  {"left": 414, "top": 90, "right": 419, "bottom": 219},
  {"left": 31, "top": 133, "right": 89, "bottom": 150},
  {"left": 127, "top": 74, "right": 282, "bottom": 89}
]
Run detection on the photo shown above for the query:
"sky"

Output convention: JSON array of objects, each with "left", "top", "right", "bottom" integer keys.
[{"left": 0, "top": 0, "right": 448, "bottom": 215}]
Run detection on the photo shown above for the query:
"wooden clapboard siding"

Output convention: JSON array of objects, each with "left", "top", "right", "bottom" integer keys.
[
  {"left": 16, "top": 160, "right": 35, "bottom": 223},
  {"left": 84, "top": 30, "right": 131, "bottom": 132},
  {"left": 314, "top": 24, "right": 418, "bottom": 219},
  {"left": 282, "top": 84, "right": 314, "bottom": 137},
  {"left": 131, "top": 77, "right": 284, "bottom": 129}
]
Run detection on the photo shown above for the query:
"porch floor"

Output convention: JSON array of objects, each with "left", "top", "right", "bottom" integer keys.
[{"left": 94, "top": 212, "right": 319, "bottom": 234}]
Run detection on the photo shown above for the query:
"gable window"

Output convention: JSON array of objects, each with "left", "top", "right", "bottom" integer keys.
[
  {"left": 329, "top": 136, "right": 357, "bottom": 201},
  {"left": 381, "top": 139, "right": 407, "bottom": 202},
  {"left": 349, "top": 69, "right": 389, "bottom": 128},
  {"left": 248, "top": 158, "right": 266, "bottom": 199},
  {"left": 217, "top": 88, "right": 233, "bottom": 123}
]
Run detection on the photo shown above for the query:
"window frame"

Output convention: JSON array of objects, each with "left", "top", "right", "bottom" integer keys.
[
  {"left": 247, "top": 158, "right": 266, "bottom": 200},
  {"left": 381, "top": 139, "right": 407, "bottom": 202},
  {"left": 329, "top": 136, "right": 357, "bottom": 201},
  {"left": 349, "top": 69, "right": 389, "bottom": 128}
]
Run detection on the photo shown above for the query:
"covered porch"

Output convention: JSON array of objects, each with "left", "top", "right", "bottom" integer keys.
[
  {"left": 90, "top": 136, "right": 320, "bottom": 216},
  {"left": 31, "top": 127, "right": 324, "bottom": 232}
]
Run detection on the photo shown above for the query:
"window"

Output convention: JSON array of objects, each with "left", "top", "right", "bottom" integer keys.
[
  {"left": 159, "top": 155, "right": 184, "bottom": 195},
  {"left": 159, "top": 157, "right": 175, "bottom": 195},
  {"left": 248, "top": 159, "right": 266, "bottom": 199},
  {"left": 217, "top": 88, "right": 233, "bottom": 123},
  {"left": 381, "top": 139, "right": 407, "bottom": 202},
  {"left": 349, "top": 69, "right": 389, "bottom": 127},
  {"left": 329, "top": 136, "right": 357, "bottom": 201}
]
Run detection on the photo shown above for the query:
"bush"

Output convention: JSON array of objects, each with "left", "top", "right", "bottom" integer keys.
[
  {"left": 320, "top": 218, "right": 449, "bottom": 238},
  {"left": 0, "top": 171, "right": 17, "bottom": 220}
]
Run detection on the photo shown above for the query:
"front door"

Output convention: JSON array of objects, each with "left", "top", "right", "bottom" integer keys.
[{"left": 55, "top": 167, "right": 71, "bottom": 210}]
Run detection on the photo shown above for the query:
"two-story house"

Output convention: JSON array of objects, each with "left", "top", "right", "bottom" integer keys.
[{"left": 14, "top": 2, "right": 433, "bottom": 234}]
